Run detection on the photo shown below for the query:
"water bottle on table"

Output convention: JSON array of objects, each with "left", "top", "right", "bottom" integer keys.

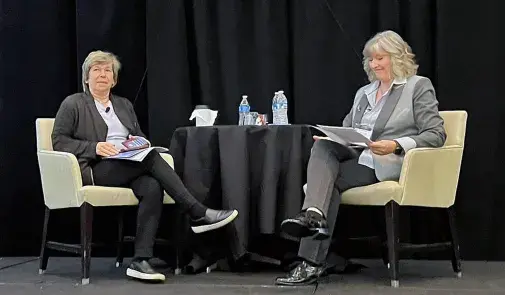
[
  {"left": 238, "top": 95, "right": 250, "bottom": 126},
  {"left": 277, "top": 90, "right": 289, "bottom": 125},
  {"left": 272, "top": 90, "right": 289, "bottom": 125},
  {"left": 271, "top": 91, "right": 279, "bottom": 125}
]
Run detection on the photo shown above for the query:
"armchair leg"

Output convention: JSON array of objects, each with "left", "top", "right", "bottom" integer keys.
[
  {"left": 174, "top": 206, "right": 185, "bottom": 275},
  {"left": 39, "top": 207, "right": 51, "bottom": 274},
  {"left": 447, "top": 206, "right": 462, "bottom": 277},
  {"left": 116, "top": 208, "right": 126, "bottom": 268},
  {"left": 385, "top": 201, "right": 400, "bottom": 288},
  {"left": 380, "top": 226, "right": 389, "bottom": 267},
  {"left": 80, "top": 203, "right": 93, "bottom": 285},
  {"left": 381, "top": 245, "right": 389, "bottom": 267}
]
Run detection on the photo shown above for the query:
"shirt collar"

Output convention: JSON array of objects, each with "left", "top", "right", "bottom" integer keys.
[{"left": 364, "top": 78, "right": 407, "bottom": 96}]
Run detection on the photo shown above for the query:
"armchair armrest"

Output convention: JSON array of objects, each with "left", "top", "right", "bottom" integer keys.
[
  {"left": 159, "top": 152, "right": 174, "bottom": 169},
  {"left": 398, "top": 145, "right": 464, "bottom": 208},
  {"left": 37, "top": 150, "right": 83, "bottom": 209}
]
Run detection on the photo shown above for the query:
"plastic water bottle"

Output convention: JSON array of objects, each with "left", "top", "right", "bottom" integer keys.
[
  {"left": 238, "top": 95, "right": 250, "bottom": 125},
  {"left": 271, "top": 91, "right": 280, "bottom": 125},
  {"left": 276, "top": 90, "right": 289, "bottom": 125}
]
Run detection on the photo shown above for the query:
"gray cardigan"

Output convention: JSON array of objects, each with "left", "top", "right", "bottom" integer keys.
[{"left": 52, "top": 92, "right": 146, "bottom": 185}]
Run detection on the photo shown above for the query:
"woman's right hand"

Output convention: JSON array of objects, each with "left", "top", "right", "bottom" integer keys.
[
  {"left": 96, "top": 142, "right": 119, "bottom": 157},
  {"left": 313, "top": 135, "right": 331, "bottom": 141}
]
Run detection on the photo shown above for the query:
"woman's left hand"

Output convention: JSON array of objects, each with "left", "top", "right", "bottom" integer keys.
[{"left": 368, "top": 140, "right": 397, "bottom": 155}]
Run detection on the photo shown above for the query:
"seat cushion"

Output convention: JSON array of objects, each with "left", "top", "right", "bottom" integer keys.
[
  {"left": 341, "top": 181, "right": 403, "bottom": 206},
  {"left": 79, "top": 186, "right": 175, "bottom": 207}
]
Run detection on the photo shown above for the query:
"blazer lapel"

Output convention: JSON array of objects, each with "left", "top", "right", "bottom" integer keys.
[
  {"left": 371, "top": 85, "right": 405, "bottom": 140},
  {"left": 352, "top": 94, "right": 369, "bottom": 127},
  {"left": 84, "top": 93, "right": 108, "bottom": 141}
]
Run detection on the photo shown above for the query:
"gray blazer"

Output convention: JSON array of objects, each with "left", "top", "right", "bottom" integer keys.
[
  {"left": 343, "top": 75, "right": 446, "bottom": 181},
  {"left": 52, "top": 92, "right": 146, "bottom": 185}
]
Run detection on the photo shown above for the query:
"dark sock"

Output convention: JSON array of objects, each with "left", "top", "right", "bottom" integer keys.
[
  {"left": 189, "top": 203, "right": 207, "bottom": 219},
  {"left": 132, "top": 257, "right": 149, "bottom": 263}
]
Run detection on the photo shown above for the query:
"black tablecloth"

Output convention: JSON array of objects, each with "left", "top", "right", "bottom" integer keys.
[{"left": 169, "top": 125, "right": 314, "bottom": 260}]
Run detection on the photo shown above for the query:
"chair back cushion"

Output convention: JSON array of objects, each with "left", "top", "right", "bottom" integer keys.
[
  {"left": 36, "top": 118, "right": 55, "bottom": 151},
  {"left": 440, "top": 111, "right": 467, "bottom": 147},
  {"left": 398, "top": 110, "right": 468, "bottom": 208}
]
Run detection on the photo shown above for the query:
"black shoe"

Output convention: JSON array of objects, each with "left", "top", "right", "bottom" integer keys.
[
  {"left": 281, "top": 211, "right": 329, "bottom": 240},
  {"left": 126, "top": 260, "right": 165, "bottom": 282},
  {"left": 190, "top": 209, "right": 238, "bottom": 233},
  {"left": 275, "top": 261, "right": 326, "bottom": 286}
]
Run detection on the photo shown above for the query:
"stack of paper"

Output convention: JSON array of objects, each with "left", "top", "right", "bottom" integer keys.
[{"left": 311, "top": 125, "right": 371, "bottom": 147}]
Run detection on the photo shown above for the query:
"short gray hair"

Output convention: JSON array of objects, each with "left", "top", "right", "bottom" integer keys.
[
  {"left": 82, "top": 50, "right": 121, "bottom": 93},
  {"left": 362, "top": 30, "right": 418, "bottom": 82}
]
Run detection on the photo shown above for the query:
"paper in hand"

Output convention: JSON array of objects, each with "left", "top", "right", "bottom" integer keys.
[{"left": 311, "top": 125, "right": 371, "bottom": 147}]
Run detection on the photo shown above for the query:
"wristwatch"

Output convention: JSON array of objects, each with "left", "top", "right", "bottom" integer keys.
[{"left": 393, "top": 140, "right": 404, "bottom": 155}]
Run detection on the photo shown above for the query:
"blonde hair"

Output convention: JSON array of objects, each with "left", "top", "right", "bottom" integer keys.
[
  {"left": 362, "top": 30, "right": 418, "bottom": 82},
  {"left": 82, "top": 50, "right": 121, "bottom": 93}
]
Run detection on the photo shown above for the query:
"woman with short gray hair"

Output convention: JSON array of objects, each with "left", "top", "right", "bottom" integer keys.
[
  {"left": 81, "top": 50, "right": 122, "bottom": 93},
  {"left": 276, "top": 30, "right": 446, "bottom": 286},
  {"left": 52, "top": 50, "right": 238, "bottom": 283}
]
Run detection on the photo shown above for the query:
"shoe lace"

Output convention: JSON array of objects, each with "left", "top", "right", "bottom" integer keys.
[
  {"left": 305, "top": 214, "right": 323, "bottom": 227},
  {"left": 312, "top": 281, "right": 319, "bottom": 295}
]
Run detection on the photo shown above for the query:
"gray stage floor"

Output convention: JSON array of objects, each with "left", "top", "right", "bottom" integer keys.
[{"left": 1, "top": 257, "right": 505, "bottom": 294}]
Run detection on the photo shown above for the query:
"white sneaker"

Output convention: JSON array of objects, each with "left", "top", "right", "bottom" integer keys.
[{"left": 126, "top": 260, "right": 165, "bottom": 282}]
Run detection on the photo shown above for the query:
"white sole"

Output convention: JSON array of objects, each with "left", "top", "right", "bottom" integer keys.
[
  {"left": 126, "top": 268, "right": 165, "bottom": 281},
  {"left": 191, "top": 210, "right": 238, "bottom": 233}
]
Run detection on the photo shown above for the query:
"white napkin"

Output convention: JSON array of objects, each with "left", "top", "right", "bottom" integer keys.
[{"left": 189, "top": 109, "right": 218, "bottom": 126}]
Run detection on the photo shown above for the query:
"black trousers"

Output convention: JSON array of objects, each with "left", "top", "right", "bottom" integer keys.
[
  {"left": 299, "top": 140, "right": 379, "bottom": 264},
  {"left": 91, "top": 150, "right": 201, "bottom": 259}
]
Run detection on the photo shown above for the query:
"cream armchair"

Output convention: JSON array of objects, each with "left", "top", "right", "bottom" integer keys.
[
  {"left": 304, "top": 110, "right": 467, "bottom": 287},
  {"left": 36, "top": 118, "right": 178, "bottom": 285}
]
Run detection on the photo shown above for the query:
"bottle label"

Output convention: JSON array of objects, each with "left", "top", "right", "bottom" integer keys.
[{"left": 239, "top": 105, "right": 250, "bottom": 112}]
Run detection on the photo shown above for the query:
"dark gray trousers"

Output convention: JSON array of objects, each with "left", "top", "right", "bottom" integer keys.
[{"left": 298, "top": 140, "right": 378, "bottom": 265}]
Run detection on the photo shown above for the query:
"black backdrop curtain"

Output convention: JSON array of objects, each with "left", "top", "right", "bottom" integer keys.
[
  {"left": 0, "top": 0, "right": 502, "bottom": 260},
  {"left": 0, "top": 0, "right": 149, "bottom": 255}
]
